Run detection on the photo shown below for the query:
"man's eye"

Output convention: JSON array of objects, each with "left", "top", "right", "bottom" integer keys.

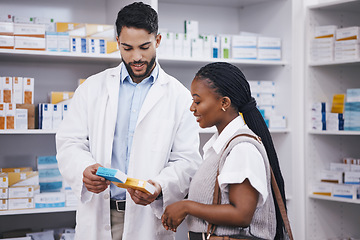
[
  {"left": 141, "top": 46, "right": 150, "bottom": 50},
  {"left": 123, "top": 48, "right": 132, "bottom": 51}
]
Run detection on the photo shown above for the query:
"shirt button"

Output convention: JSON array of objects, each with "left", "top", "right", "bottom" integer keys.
[
  {"left": 105, "top": 225, "right": 111, "bottom": 231},
  {"left": 104, "top": 193, "right": 110, "bottom": 199}
]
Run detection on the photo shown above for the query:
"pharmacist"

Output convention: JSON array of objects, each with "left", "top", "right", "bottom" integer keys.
[{"left": 56, "top": 2, "right": 202, "bottom": 240}]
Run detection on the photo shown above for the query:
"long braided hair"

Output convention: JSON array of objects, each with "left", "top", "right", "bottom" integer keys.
[{"left": 195, "top": 62, "right": 286, "bottom": 239}]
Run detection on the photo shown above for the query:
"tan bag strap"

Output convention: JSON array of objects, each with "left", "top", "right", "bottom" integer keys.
[
  {"left": 270, "top": 168, "right": 294, "bottom": 240},
  {"left": 206, "top": 133, "right": 294, "bottom": 240}
]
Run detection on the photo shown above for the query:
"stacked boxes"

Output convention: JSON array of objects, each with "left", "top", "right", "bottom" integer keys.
[
  {"left": 0, "top": 22, "right": 14, "bottom": 49},
  {"left": 37, "top": 156, "right": 63, "bottom": 193},
  {"left": 335, "top": 26, "right": 360, "bottom": 61},
  {"left": 0, "top": 167, "right": 39, "bottom": 211},
  {"left": 312, "top": 160, "right": 360, "bottom": 199},
  {"left": 0, "top": 76, "right": 35, "bottom": 130},
  {"left": 231, "top": 35, "right": 257, "bottom": 60},
  {"left": 344, "top": 88, "right": 360, "bottom": 131},
  {"left": 249, "top": 80, "right": 286, "bottom": 129},
  {"left": 38, "top": 103, "right": 69, "bottom": 130},
  {"left": 258, "top": 37, "right": 282, "bottom": 60},
  {"left": 310, "top": 25, "right": 336, "bottom": 62},
  {"left": 13, "top": 20, "right": 46, "bottom": 51},
  {"left": 311, "top": 102, "right": 326, "bottom": 130}
]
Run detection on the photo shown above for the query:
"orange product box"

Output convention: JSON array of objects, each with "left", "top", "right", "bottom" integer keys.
[{"left": 5, "top": 103, "right": 15, "bottom": 130}]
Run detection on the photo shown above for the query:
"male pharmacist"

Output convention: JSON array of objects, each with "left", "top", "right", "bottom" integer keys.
[{"left": 56, "top": 2, "right": 202, "bottom": 240}]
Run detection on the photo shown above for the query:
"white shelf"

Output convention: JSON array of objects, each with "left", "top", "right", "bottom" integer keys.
[
  {"left": 309, "top": 59, "right": 360, "bottom": 67},
  {"left": 308, "top": 130, "right": 360, "bottom": 136},
  {"left": 199, "top": 127, "right": 290, "bottom": 134},
  {"left": 309, "top": 194, "right": 360, "bottom": 204},
  {"left": 0, "top": 129, "right": 57, "bottom": 135},
  {"left": 0, "top": 206, "right": 77, "bottom": 216},
  {"left": 0, "top": 49, "right": 286, "bottom": 67},
  {"left": 158, "top": 0, "right": 280, "bottom": 8},
  {"left": 308, "top": 0, "right": 360, "bottom": 11}
]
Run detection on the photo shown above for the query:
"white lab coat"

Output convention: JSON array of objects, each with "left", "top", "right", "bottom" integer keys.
[{"left": 56, "top": 62, "right": 202, "bottom": 240}]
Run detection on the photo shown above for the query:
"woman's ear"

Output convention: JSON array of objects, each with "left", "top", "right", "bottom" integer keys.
[{"left": 221, "top": 97, "right": 232, "bottom": 111}]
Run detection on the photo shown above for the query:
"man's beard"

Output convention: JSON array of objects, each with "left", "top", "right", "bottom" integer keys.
[{"left": 124, "top": 56, "right": 156, "bottom": 82}]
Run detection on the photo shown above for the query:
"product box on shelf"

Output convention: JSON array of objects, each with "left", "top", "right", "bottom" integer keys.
[
  {"left": 50, "top": 91, "right": 74, "bottom": 104},
  {"left": 15, "top": 108, "right": 27, "bottom": 130},
  {"left": 0, "top": 199, "right": 7, "bottom": 210},
  {"left": 191, "top": 37, "right": 203, "bottom": 58},
  {"left": 174, "top": 33, "right": 184, "bottom": 57},
  {"left": 0, "top": 35, "right": 14, "bottom": 49},
  {"left": 220, "top": 35, "right": 231, "bottom": 59},
  {"left": 330, "top": 162, "right": 351, "bottom": 172},
  {"left": 211, "top": 35, "right": 220, "bottom": 58},
  {"left": 8, "top": 185, "right": 37, "bottom": 199},
  {"left": 0, "top": 167, "right": 33, "bottom": 173},
  {"left": 332, "top": 184, "right": 358, "bottom": 199},
  {"left": 319, "top": 170, "right": 343, "bottom": 184},
  {"left": 37, "top": 155, "right": 63, "bottom": 192},
  {"left": 12, "top": 77, "right": 23, "bottom": 104},
  {"left": 0, "top": 173, "right": 8, "bottom": 188},
  {"left": 23, "top": 77, "right": 34, "bottom": 104},
  {"left": 16, "top": 104, "right": 35, "bottom": 129},
  {"left": 58, "top": 32, "right": 70, "bottom": 52},
  {"left": 0, "top": 14, "right": 12, "bottom": 23},
  {"left": 312, "top": 182, "right": 332, "bottom": 196},
  {"left": 26, "top": 230, "right": 55, "bottom": 240},
  {"left": 2, "top": 76, "right": 13, "bottom": 103},
  {"left": 45, "top": 32, "right": 58, "bottom": 52},
  {"left": 0, "top": 188, "right": 8, "bottom": 199},
  {"left": 8, "top": 197, "right": 34, "bottom": 210},
  {"left": 5, "top": 103, "right": 15, "bottom": 130},
  {"left": 34, "top": 17, "right": 56, "bottom": 32},
  {"left": 13, "top": 16, "right": 34, "bottom": 24},
  {"left": 8, "top": 171, "right": 39, "bottom": 187},
  {"left": 14, "top": 36, "right": 46, "bottom": 51},
  {"left": 231, "top": 35, "right": 257, "bottom": 60},
  {"left": 34, "top": 192, "right": 65, "bottom": 208},
  {"left": 344, "top": 171, "right": 360, "bottom": 184},
  {"left": 258, "top": 37, "right": 281, "bottom": 61},
  {"left": 13, "top": 23, "right": 45, "bottom": 38},
  {"left": 106, "top": 41, "right": 118, "bottom": 54},
  {"left": 184, "top": 20, "right": 199, "bottom": 40},
  {"left": 0, "top": 103, "right": 5, "bottom": 130},
  {"left": 87, "top": 38, "right": 106, "bottom": 54},
  {"left": 0, "top": 22, "right": 14, "bottom": 35},
  {"left": 202, "top": 35, "right": 212, "bottom": 59},
  {"left": 38, "top": 103, "right": 53, "bottom": 129},
  {"left": 70, "top": 37, "right": 86, "bottom": 53},
  {"left": 315, "top": 25, "right": 337, "bottom": 38}
]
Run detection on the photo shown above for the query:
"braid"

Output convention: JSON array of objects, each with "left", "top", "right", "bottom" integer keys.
[{"left": 196, "top": 62, "right": 286, "bottom": 239}]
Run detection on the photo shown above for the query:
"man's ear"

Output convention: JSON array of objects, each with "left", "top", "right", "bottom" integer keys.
[{"left": 155, "top": 33, "right": 162, "bottom": 48}]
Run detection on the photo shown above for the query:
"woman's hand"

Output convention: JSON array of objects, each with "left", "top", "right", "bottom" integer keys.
[{"left": 161, "top": 200, "right": 190, "bottom": 232}]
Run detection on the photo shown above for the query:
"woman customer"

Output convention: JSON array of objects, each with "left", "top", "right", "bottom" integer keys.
[{"left": 161, "top": 62, "right": 287, "bottom": 240}]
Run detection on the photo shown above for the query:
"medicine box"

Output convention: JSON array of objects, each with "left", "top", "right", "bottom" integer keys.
[
  {"left": 344, "top": 171, "right": 360, "bottom": 184},
  {"left": 312, "top": 182, "right": 332, "bottom": 196},
  {"left": 5, "top": 103, "right": 15, "bottom": 130},
  {"left": 336, "top": 26, "right": 360, "bottom": 42},
  {"left": 220, "top": 35, "right": 231, "bottom": 59},
  {"left": 16, "top": 104, "right": 35, "bottom": 129},
  {"left": 8, "top": 197, "right": 34, "bottom": 210},
  {"left": 0, "top": 173, "right": 8, "bottom": 188},
  {"left": 330, "top": 162, "right": 351, "bottom": 172},
  {"left": 96, "top": 167, "right": 156, "bottom": 194},
  {"left": 0, "top": 35, "right": 14, "bottom": 49},
  {"left": 319, "top": 170, "right": 343, "bottom": 184},
  {"left": 16, "top": 108, "right": 28, "bottom": 130},
  {"left": 0, "top": 188, "right": 8, "bottom": 199},
  {"left": 13, "top": 23, "right": 45, "bottom": 38},
  {"left": 2, "top": 76, "right": 13, "bottom": 103},
  {"left": 0, "top": 103, "right": 5, "bottom": 130},
  {"left": 15, "top": 36, "right": 46, "bottom": 50},
  {"left": 23, "top": 78, "right": 34, "bottom": 104},
  {"left": 46, "top": 32, "right": 58, "bottom": 52},
  {"left": 0, "top": 22, "right": 14, "bottom": 35},
  {"left": 9, "top": 186, "right": 35, "bottom": 198},
  {"left": 0, "top": 199, "right": 7, "bottom": 210},
  {"left": 12, "top": 77, "right": 23, "bottom": 104},
  {"left": 38, "top": 103, "right": 53, "bottom": 129},
  {"left": 34, "top": 192, "right": 65, "bottom": 208},
  {"left": 332, "top": 184, "right": 358, "bottom": 199},
  {"left": 314, "top": 25, "right": 337, "bottom": 38},
  {"left": 184, "top": 20, "right": 199, "bottom": 40},
  {"left": 13, "top": 16, "right": 34, "bottom": 24},
  {"left": 8, "top": 171, "right": 39, "bottom": 187},
  {"left": 0, "top": 167, "right": 33, "bottom": 173},
  {"left": 34, "top": 17, "right": 56, "bottom": 32}
]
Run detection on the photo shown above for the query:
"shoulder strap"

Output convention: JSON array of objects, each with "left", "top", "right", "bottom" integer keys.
[{"left": 207, "top": 133, "right": 294, "bottom": 240}]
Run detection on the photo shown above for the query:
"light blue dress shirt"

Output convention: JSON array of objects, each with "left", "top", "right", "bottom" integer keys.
[{"left": 110, "top": 63, "right": 159, "bottom": 200}]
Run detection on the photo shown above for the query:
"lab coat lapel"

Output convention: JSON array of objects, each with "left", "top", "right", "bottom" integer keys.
[
  {"left": 105, "top": 64, "right": 121, "bottom": 124},
  {"left": 136, "top": 68, "right": 168, "bottom": 127}
]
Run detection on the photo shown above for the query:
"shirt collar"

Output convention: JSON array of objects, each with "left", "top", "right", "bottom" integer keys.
[
  {"left": 203, "top": 115, "right": 246, "bottom": 155},
  {"left": 120, "top": 62, "right": 159, "bottom": 85}
]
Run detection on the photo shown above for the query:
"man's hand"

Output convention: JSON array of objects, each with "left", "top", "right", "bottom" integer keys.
[
  {"left": 83, "top": 163, "right": 110, "bottom": 194},
  {"left": 127, "top": 179, "right": 162, "bottom": 206}
]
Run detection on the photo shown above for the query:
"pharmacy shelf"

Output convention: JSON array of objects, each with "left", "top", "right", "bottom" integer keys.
[
  {"left": 309, "top": 194, "right": 360, "bottom": 204},
  {"left": 308, "top": 0, "right": 360, "bottom": 11},
  {"left": 158, "top": 56, "right": 287, "bottom": 68},
  {"left": 0, "top": 129, "right": 57, "bottom": 135},
  {"left": 309, "top": 59, "right": 360, "bottom": 67},
  {"left": 0, "top": 49, "right": 121, "bottom": 63},
  {"left": 158, "top": 0, "right": 280, "bottom": 8},
  {"left": 0, "top": 206, "right": 77, "bottom": 216},
  {"left": 308, "top": 130, "right": 360, "bottom": 135},
  {"left": 0, "top": 49, "right": 287, "bottom": 67}
]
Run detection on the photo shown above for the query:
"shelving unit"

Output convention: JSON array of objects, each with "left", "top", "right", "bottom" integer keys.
[
  {"left": 305, "top": 1, "right": 360, "bottom": 239},
  {"left": 0, "top": 0, "right": 302, "bottom": 239}
]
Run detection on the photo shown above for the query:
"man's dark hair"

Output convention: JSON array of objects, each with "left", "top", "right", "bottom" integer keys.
[{"left": 115, "top": 2, "right": 158, "bottom": 37}]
